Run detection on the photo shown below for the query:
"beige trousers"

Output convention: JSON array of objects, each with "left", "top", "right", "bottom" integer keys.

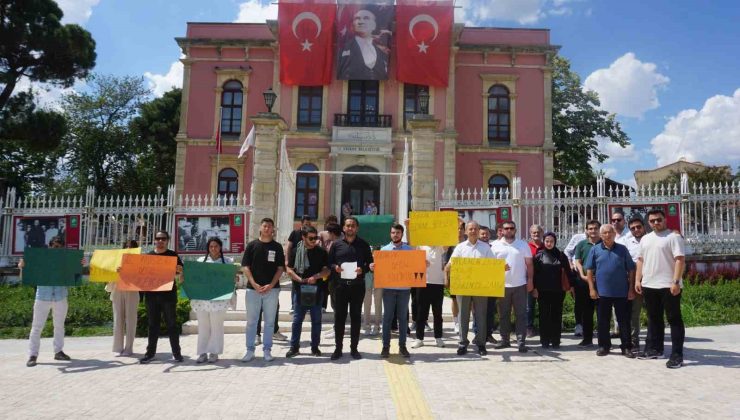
[{"left": 112, "top": 290, "right": 139, "bottom": 353}]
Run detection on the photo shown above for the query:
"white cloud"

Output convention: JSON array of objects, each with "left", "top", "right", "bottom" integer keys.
[
  {"left": 456, "top": 0, "right": 585, "bottom": 25},
  {"left": 584, "top": 52, "right": 669, "bottom": 118},
  {"left": 650, "top": 88, "right": 740, "bottom": 167},
  {"left": 597, "top": 137, "right": 638, "bottom": 162},
  {"left": 56, "top": 0, "right": 101, "bottom": 25},
  {"left": 234, "top": 0, "right": 277, "bottom": 23},
  {"left": 144, "top": 60, "right": 183, "bottom": 98}
]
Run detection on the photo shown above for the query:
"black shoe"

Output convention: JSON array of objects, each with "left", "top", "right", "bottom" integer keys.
[
  {"left": 493, "top": 342, "right": 511, "bottom": 350},
  {"left": 638, "top": 349, "right": 663, "bottom": 360},
  {"left": 541, "top": 343, "right": 551, "bottom": 349},
  {"left": 478, "top": 345, "right": 487, "bottom": 356},
  {"left": 286, "top": 348, "right": 300, "bottom": 358},
  {"left": 381, "top": 346, "right": 390, "bottom": 358},
  {"left": 486, "top": 334, "right": 498, "bottom": 344},
  {"left": 350, "top": 349, "right": 362, "bottom": 360},
  {"left": 140, "top": 354, "right": 155, "bottom": 364},
  {"left": 399, "top": 346, "right": 410, "bottom": 358},
  {"left": 596, "top": 348, "right": 609, "bottom": 356},
  {"left": 310, "top": 347, "right": 322, "bottom": 357},
  {"left": 622, "top": 348, "right": 637, "bottom": 359},
  {"left": 26, "top": 356, "right": 37, "bottom": 367},
  {"left": 456, "top": 345, "right": 467, "bottom": 356},
  {"left": 330, "top": 349, "right": 343, "bottom": 360},
  {"left": 577, "top": 340, "right": 594, "bottom": 348},
  {"left": 54, "top": 351, "right": 71, "bottom": 361},
  {"left": 666, "top": 354, "right": 683, "bottom": 369},
  {"left": 173, "top": 354, "right": 184, "bottom": 363},
  {"left": 552, "top": 344, "right": 561, "bottom": 350},
  {"left": 518, "top": 344, "right": 528, "bottom": 353}
]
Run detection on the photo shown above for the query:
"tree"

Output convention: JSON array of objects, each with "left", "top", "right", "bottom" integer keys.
[
  {"left": 126, "top": 88, "right": 181, "bottom": 195},
  {"left": 59, "top": 74, "right": 150, "bottom": 195},
  {"left": 662, "top": 166, "right": 734, "bottom": 188},
  {"left": 0, "top": 0, "right": 97, "bottom": 111},
  {"left": 552, "top": 56, "right": 630, "bottom": 185}
]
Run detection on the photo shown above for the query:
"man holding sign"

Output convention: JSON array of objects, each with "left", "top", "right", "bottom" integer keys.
[
  {"left": 445, "top": 221, "right": 495, "bottom": 356},
  {"left": 376, "top": 224, "right": 414, "bottom": 358},
  {"left": 139, "top": 230, "right": 184, "bottom": 364}
]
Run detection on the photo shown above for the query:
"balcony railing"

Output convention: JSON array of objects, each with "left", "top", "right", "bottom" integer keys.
[{"left": 333, "top": 113, "right": 392, "bottom": 128}]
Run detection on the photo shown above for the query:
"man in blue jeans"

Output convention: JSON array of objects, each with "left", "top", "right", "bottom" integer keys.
[
  {"left": 285, "top": 226, "right": 330, "bottom": 358},
  {"left": 377, "top": 224, "right": 413, "bottom": 358},
  {"left": 241, "top": 218, "right": 285, "bottom": 363}
]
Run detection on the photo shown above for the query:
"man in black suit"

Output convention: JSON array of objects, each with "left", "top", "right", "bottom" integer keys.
[{"left": 337, "top": 9, "right": 389, "bottom": 80}]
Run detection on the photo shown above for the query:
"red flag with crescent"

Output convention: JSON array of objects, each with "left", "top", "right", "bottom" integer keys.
[
  {"left": 396, "top": 0, "right": 453, "bottom": 87},
  {"left": 279, "top": 0, "right": 336, "bottom": 86}
]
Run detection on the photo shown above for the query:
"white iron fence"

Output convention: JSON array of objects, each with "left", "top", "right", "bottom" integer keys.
[
  {"left": 0, "top": 186, "right": 252, "bottom": 265},
  {"left": 438, "top": 174, "right": 740, "bottom": 255}
]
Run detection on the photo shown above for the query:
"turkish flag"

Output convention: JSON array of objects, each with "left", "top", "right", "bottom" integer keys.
[
  {"left": 279, "top": 0, "right": 336, "bottom": 86},
  {"left": 396, "top": 0, "right": 453, "bottom": 87}
]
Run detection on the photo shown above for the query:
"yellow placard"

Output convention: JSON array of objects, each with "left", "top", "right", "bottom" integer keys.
[
  {"left": 372, "top": 250, "right": 427, "bottom": 288},
  {"left": 449, "top": 257, "right": 505, "bottom": 297},
  {"left": 89, "top": 248, "right": 141, "bottom": 282},
  {"left": 409, "top": 211, "right": 459, "bottom": 246}
]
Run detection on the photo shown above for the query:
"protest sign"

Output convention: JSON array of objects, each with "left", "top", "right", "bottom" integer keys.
[
  {"left": 22, "top": 248, "right": 83, "bottom": 287},
  {"left": 372, "top": 250, "right": 427, "bottom": 288},
  {"left": 117, "top": 254, "right": 177, "bottom": 292},
  {"left": 354, "top": 215, "right": 394, "bottom": 248},
  {"left": 88, "top": 248, "right": 141, "bottom": 282},
  {"left": 181, "top": 261, "right": 237, "bottom": 300},
  {"left": 409, "top": 211, "right": 459, "bottom": 246},
  {"left": 449, "top": 257, "right": 505, "bottom": 297}
]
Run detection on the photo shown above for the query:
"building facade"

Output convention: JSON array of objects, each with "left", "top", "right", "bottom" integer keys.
[{"left": 174, "top": 20, "right": 558, "bottom": 234}]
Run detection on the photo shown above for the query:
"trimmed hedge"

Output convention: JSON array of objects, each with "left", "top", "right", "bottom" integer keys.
[{"left": 0, "top": 283, "right": 191, "bottom": 339}]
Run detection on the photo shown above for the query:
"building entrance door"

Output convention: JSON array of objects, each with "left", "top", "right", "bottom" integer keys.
[{"left": 341, "top": 165, "right": 380, "bottom": 218}]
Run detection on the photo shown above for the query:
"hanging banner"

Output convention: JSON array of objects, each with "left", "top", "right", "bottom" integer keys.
[
  {"left": 12, "top": 215, "right": 81, "bottom": 255},
  {"left": 174, "top": 213, "right": 246, "bottom": 254},
  {"left": 336, "top": 1, "right": 395, "bottom": 80},
  {"left": 396, "top": 0, "right": 453, "bottom": 87},
  {"left": 279, "top": 0, "right": 337, "bottom": 85}
]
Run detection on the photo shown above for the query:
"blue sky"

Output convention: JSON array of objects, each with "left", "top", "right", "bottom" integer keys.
[{"left": 35, "top": 0, "right": 740, "bottom": 185}]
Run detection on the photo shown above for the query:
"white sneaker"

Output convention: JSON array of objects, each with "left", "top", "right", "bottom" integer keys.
[
  {"left": 263, "top": 350, "right": 275, "bottom": 362},
  {"left": 453, "top": 321, "right": 460, "bottom": 334},
  {"left": 435, "top": 338, "right": 445, "bottom": 348},
  {"left": 574, "top": 324, "right": 583, "bottom": 337},
  {"left": 241, "top": 350, "right": 255, "bottom": 362},
  {"left": 411, "top": 339, "right": 424, "bottom": 349},
  {"left": 208, "top": 353, "right": 218, "bottom": 363},
  {"left": 255, "top": 335, "right": 262, "bottom": 346},
  {"left": 196, "top": 353, "right": 208, "bottom": 364},
  {"left": 273, "top": 332, "right": 288, "bottom": 341}
]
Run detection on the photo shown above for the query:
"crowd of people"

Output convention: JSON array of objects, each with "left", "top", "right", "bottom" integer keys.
[{"left": 20, "top": 208, "right": 687, "bottom": 369}]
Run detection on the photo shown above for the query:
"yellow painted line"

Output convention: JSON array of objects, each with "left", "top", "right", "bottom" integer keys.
[{"left": 382, "top": 344, "right": 434, "bottom": 420}]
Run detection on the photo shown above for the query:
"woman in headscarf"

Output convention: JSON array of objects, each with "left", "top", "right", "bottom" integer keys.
[{"left": 532, "top": 232, "right": 575, "bottom": 349}]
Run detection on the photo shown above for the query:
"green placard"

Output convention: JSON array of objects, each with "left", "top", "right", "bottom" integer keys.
[
  {"left": 22, "top": 248, "right": 84, "bottom": 287},
  {"left": 181, "top": 261, "right": 237, "bottom": 301},
  {"left": 354, "top": 215, "right": 395, "bottom": 248}
]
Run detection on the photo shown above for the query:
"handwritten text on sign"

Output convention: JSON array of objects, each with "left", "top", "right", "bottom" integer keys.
[
  {"left": 372, "top": 250, "right": 427, "bottom": 288},
  {"left": 117, "top": 254, "right": 177, "bottom": 292},
  {"left": 409, "top": 211, "right": 459, "bottom": 246},
  {"left": 450, "top": 257, "right": 505, "bottom": 297}
]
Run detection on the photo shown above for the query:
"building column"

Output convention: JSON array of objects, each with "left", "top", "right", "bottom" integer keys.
[
  {"left": 408, "top": 117, "right": 440, "bottom": 211},
  {"left": 542, "top": 64, "right": 555, "bottom": 188},
  {"left": 248, "top": 113, "right": 287, "bottom": 239},
  {"left": 173, "top": 58, "right": 193, "bottom": 195}
]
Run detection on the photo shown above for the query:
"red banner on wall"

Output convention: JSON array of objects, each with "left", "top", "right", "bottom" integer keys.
[
  {"left": 396, "top": 0, "right": 453, "bottom": 87},
  {"left": 279, "top": 0, "right": 336, "bottom": 86}
]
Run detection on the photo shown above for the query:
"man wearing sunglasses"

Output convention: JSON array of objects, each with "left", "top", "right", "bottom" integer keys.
[
  {"left": 635, "top": 209, "right": 686, "bottom": 369},
  {"left": 140, "top": 230, "right": 184, "bottom": 364},
  {"left": 285, "top": 226, "right": 330, "bottom": 358}
]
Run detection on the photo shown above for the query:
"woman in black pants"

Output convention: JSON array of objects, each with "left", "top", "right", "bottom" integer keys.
[{"left": 533, "top": 232, "right": 575, "bottom": 349}]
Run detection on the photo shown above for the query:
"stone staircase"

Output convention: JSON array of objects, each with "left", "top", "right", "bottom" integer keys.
[{"left": 182, "top": 286, "right": 458, "bottom": 335}]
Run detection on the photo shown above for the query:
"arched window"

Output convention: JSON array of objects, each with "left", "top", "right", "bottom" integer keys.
[
  {"left": 487, "top": 85, "right": 510, "bottom": 144},
  {"left": 295, "top": 163, "right": 319, "bottom": 219},
  {"left": 221, "top": 80, "right": 243, "bottom": 135},
  {"left": 488, "top": 174, "right": 510, "bottom": 198},
  {"left": 218, "top": 168, "right": 238, "bottom": 198}
]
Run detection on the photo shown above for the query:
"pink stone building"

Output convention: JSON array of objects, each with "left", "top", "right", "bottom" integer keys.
[{"left": 174, "top": 21, "right": 558, "bottom": 227}]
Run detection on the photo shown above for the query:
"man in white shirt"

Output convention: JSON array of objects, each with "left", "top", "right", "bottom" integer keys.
[
  {"left": 445, "top": 221, "right": 495, "bottom": 356},
  {"left": 635, "top": 209, "right": 686, "bottom": 369},
  {"left": 492, "top": 221, "right": 535, "bottom": 353}
]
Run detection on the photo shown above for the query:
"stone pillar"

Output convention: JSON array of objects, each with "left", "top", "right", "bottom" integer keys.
[
  {"left": 542, "top": 64, "right": 555, "bottom": 188},
  {"left": 408, "top": 116, "right": 440, "bottom": 211},
  {"left": 248, "top": 113, "right": 287, "bottom": 240}
]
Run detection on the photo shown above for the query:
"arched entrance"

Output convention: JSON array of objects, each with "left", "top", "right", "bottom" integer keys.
[{"left": 342, "top": 165, "right": 380, "bottom": 217}]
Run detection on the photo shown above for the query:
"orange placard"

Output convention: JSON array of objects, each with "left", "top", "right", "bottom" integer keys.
[
  {"left": 372, "top": 250, "right": 427, "bottom": 288},
  {"left": 117, "top": 254, "right": 177, "bottom": 292}
]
